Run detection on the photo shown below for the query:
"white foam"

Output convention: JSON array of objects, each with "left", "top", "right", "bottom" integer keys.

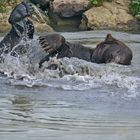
[{"left": 0, "top": 39, "right": 139, "bottom": 98}]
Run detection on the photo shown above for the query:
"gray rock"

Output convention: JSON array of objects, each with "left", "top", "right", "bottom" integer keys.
[{"left": 52, "top": 0, "right": 91, "bottom": 18}]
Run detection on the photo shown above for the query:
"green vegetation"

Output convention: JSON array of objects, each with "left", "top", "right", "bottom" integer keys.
[
  {"left": 0, "top": 0, "right": 7, "bottom": 13},
  {"left": 90, "top": 0, "right": 112, "bottom": 6},
  {"left": 90, "top": 0, "right": 103, "bottom": 6},
  {"left": 0, "top": 0, "right": 20, "bottom": 13},
  {"left": 129, "top": 0, "right": 140, "bottom": 19}
]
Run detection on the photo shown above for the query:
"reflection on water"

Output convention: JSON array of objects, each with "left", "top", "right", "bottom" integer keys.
[
  {"left": 11, "top": 95, "right": 33, "bottom": 113},
  {"left": 0, "top": 30, "right": 140, "bottom": 140},
  {"left": 1, "top": 87, "right": 140, "bottom": 140}
]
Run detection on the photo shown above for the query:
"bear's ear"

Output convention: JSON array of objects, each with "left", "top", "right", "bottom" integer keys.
[{"left": 105, "top": 34, "right": 114, "bottom": 42}]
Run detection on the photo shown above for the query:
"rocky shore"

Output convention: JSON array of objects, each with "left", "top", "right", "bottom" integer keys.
[
  {"left": 0, "top": 0, "right": 139, "bottom": 33},
  {"left": 80, "top": 0, "right": 138, "bottom": 31}
]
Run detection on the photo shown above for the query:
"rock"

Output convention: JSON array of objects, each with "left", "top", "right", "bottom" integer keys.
[
  {"left": 80, "top": 0, "right": 138, "bottom": 31},
  {"left": 0, "top": 12, "right": 11, "bottom": 33},
  {"left": 52, "top": 0, "right": 91, "bottom": 18},
  {"left": 34, "top": 22, "right": 53, "bottom": 32},
  {"left": 31, "top": 6, "right": 54, "bottom": 32}
]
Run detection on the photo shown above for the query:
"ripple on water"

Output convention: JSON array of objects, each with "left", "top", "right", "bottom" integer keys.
[{"left": 0, "top": 31, "right": 140, "bottom": 140}]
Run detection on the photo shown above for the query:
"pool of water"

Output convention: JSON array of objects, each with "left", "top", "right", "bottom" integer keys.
[{"left": 0, "top": 30, "right": 140, "bottom": 140}]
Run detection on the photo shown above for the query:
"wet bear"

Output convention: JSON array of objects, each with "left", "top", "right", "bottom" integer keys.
[
  {"left": 0, "top": 2, "right": 34, "bottom": 55},
  {"left": 39, "top": 33, "right": 133, "bottom": 67},
  {"left": 91, "top": 34, "right": 133, "bottom": 65}
]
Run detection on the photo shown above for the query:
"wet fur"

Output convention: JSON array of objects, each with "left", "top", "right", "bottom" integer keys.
[
  {"left": 91, "top": 34, "right": 133, "bottom": 65},
  {"left": 0, "top": 2, "right": 34, "bottom": 55},
  {"left": 39, "top": 33, "right": 133, "bottom": 66}
]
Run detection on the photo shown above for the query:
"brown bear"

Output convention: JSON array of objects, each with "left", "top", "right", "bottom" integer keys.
[{"left": 39, "top": 33, "right": 133, "bottom": 67}]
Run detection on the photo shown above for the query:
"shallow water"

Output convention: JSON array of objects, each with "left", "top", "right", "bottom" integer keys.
[{"left": 0, "top": 30, "right": 140, "bottom": 140}]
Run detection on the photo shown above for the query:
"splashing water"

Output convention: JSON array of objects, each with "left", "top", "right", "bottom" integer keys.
[
  {"left": 0, "top": 36, "right": 139, "bottom": 98},
  {"left": 0, "top": 31, "right": 140, "bottom": 140}
]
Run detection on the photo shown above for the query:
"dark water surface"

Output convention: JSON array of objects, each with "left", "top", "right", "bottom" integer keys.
[{"left": 0, "top": 30, "right": 140, "bottom": 140}]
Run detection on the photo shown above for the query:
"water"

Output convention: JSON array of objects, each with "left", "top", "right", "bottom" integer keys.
[{"left": 0, "top": 30, "right": 140, "bottom": 140}]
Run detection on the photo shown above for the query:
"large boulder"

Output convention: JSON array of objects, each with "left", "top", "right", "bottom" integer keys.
[
  {"left": 80, "top": 0, "right": 138, "bottom": 31},
  {"left": 52, "top": 0, "right": 91, "bottom": 18},
  {"left": 0, "top": 12, "right": 11, "bottom": 32}
]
